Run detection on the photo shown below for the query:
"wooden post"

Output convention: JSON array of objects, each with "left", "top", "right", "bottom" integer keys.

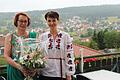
[{"left": 80, "top": 48, "right": 84, "bottom": 73}]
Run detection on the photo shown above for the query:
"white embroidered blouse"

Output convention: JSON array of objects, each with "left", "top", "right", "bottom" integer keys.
[{"left": 39, "top": 30, "right": 75, "bottom": 78}]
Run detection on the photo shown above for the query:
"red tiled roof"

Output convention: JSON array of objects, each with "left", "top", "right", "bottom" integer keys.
[{"left": 73, "top": 44, "right": 102, "bottom": 57}]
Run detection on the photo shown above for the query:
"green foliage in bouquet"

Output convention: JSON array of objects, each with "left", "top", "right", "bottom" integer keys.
[{"left": 19, "top": 43, "right": 46, "bottom": 69}]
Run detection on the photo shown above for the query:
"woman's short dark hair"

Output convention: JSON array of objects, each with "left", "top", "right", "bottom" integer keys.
[
  {"left": 45, "top": 11, "right": 59, "bottom": 20},
  {"left": 14, "top": 12, "right": 30, "bottom": 27}
]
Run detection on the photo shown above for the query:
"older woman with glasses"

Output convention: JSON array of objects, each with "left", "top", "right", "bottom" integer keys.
[{"left": 4, "top": 12, "right": 36, "bottom": 80}]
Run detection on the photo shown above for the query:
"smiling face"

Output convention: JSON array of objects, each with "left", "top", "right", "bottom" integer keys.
[
  {"left": 45, "top": 11, "right": 60, "bottom": 30},
  {"left": 46, "top": 17, "right": 59, "bottom": 29},
  {"left": 17, "top": 15, "right": 28, "bottom": 31}
]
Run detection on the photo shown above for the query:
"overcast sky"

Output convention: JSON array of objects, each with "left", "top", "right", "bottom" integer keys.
[{"left": 0, "top": 0, "right": 120, "bottom": 12}]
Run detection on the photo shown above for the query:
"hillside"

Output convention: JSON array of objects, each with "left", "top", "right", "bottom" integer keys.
[{"left": 0, "top": 4, "right": 120, "bottom": 32}]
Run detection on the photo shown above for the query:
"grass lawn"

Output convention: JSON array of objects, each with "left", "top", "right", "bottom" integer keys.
[{"left": 0, "top": 55, "right": 7, "bottom": 66}]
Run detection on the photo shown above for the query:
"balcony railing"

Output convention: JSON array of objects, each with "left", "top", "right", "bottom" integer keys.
[
  {"left": 0, "top": 52, "right": 120, "bottom": 79},
  {"left": 0, "top": 65, "right": 7, "bottom": 78},
  {"left": 75, "top": 52, "right": 120, "bottom": 74}
]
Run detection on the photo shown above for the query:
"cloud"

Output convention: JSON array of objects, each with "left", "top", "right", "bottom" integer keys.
[{"left": 0, "top": 0, "right": 120, "bottom": 12}]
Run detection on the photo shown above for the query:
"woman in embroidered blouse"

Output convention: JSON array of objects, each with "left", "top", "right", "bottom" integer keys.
[
  {"left": 4, "top": 12, "right": 36, "bottom": 80},
  {"left": 39, "top": 11, "right": 75, "bottom": 80}
]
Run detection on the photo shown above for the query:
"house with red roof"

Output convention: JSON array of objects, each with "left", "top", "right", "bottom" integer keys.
[
  {"left": 73, "top": 44, "right": 102, "bottom": 63},
  {"left": 73, "top": 44, "right": 102, "bottom": 57}
]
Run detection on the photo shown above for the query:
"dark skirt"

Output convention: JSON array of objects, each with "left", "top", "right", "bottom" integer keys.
[
  {"left": 7, "top": 64, "right": 25, "bottom": 80},
  {"left": 37, "top": 75, "right": 66, "bottom": 80}
]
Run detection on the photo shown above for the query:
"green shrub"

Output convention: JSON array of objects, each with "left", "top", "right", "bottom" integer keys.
[{"left": 0, "top": 55, "right": 7, "bottom": 66}]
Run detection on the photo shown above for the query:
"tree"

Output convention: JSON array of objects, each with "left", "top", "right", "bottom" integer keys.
[
  {"left": 92, "top": 29, "right": 108, "bottom": 50},
  {"left": 97, "top": 30, "right": 106, "bottom": 49},
  {"left": 73, "top": 37, "right": 81, "bottom": 45},
  {"left": 89, "top": 40, "right": 99, "bottom": 50},
  {"left": 104, "top": 30, "right": 120, "bottom": 48}
]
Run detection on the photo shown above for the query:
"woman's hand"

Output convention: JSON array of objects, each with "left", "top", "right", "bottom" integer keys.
[
  {"left": 21, "top": 68, "right": 29, "bottom": 76},
  {"left": 17, "top": 65, "right": 30, "bottom": 77},
  {"left": 21, "top": 68, "right": 37, "bottom": 77},
  {"left": 66, "top": 75, "right": 71, "bottom": 80}
]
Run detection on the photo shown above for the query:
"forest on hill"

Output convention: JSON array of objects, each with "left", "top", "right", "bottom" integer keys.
[{"left": 0, "top": 4, "right": 120, "bottom": 34}]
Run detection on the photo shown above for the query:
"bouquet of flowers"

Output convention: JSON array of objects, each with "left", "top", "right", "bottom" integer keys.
[{"left": 18, "top": 38, "right": 46, "bottom": 80}]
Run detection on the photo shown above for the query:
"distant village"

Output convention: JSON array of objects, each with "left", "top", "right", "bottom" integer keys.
[{"left": 0, "top": 16, "right": 120, "bottom": 57}]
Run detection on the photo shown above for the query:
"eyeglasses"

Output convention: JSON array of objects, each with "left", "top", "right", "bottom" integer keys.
[{"left": 18, "top": 20, "right": 28, "bottom": 23}]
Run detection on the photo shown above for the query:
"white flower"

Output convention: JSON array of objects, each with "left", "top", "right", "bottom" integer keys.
[{"left": 18, "top": 38, "right": 46, "bottom": 69}]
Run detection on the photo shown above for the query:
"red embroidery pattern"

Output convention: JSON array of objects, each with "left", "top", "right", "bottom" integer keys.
[
  {"left": 57, "top": 33, "right": 62, "bottom": 38},
  {"left": 48, "top": 33, "right": 52, "bottom": 38},
  {"left": 48, "top": 34, "right": 53, "bottom": 49},
  {"left": 48, "top": 42, "right": 53, "bottom": 49},
  {"left": 67, "top": 43, "right": 73, "bottom": 71},
  {"left": 68, "top": 60, "right": 72, "bottom": 64},
  {"left": 56, "top": 33, "right": 62, "bottom": 49},
  {"left": 48, "top": 33, "right": 62, "bottom": 50},
  {"left": 69, "top": 66, "right": 73, "bottom": 71},
  {"left": 67, "top": 53, "right": 71, "bottom": 58},
  {"left": 56, "top": 38, "right": 61, "bottom": 49},
  {"left": 67, "top": 44, "right": 72, "bottom": 49}
]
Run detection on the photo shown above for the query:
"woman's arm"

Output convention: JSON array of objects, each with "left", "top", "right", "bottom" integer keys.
[
  {"left": 4, "top": 34, "right": 22, "bottom": 70},
  {"left": 64, "top": 33, "right": 75, "bottom": 80},
  {"left": 4, "top": 34, "right": 29, "bottom": 76}
]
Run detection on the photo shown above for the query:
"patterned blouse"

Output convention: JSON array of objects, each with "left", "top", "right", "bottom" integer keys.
[{"left": 39, "top": 30, "right": 75, "bottom": 78}]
